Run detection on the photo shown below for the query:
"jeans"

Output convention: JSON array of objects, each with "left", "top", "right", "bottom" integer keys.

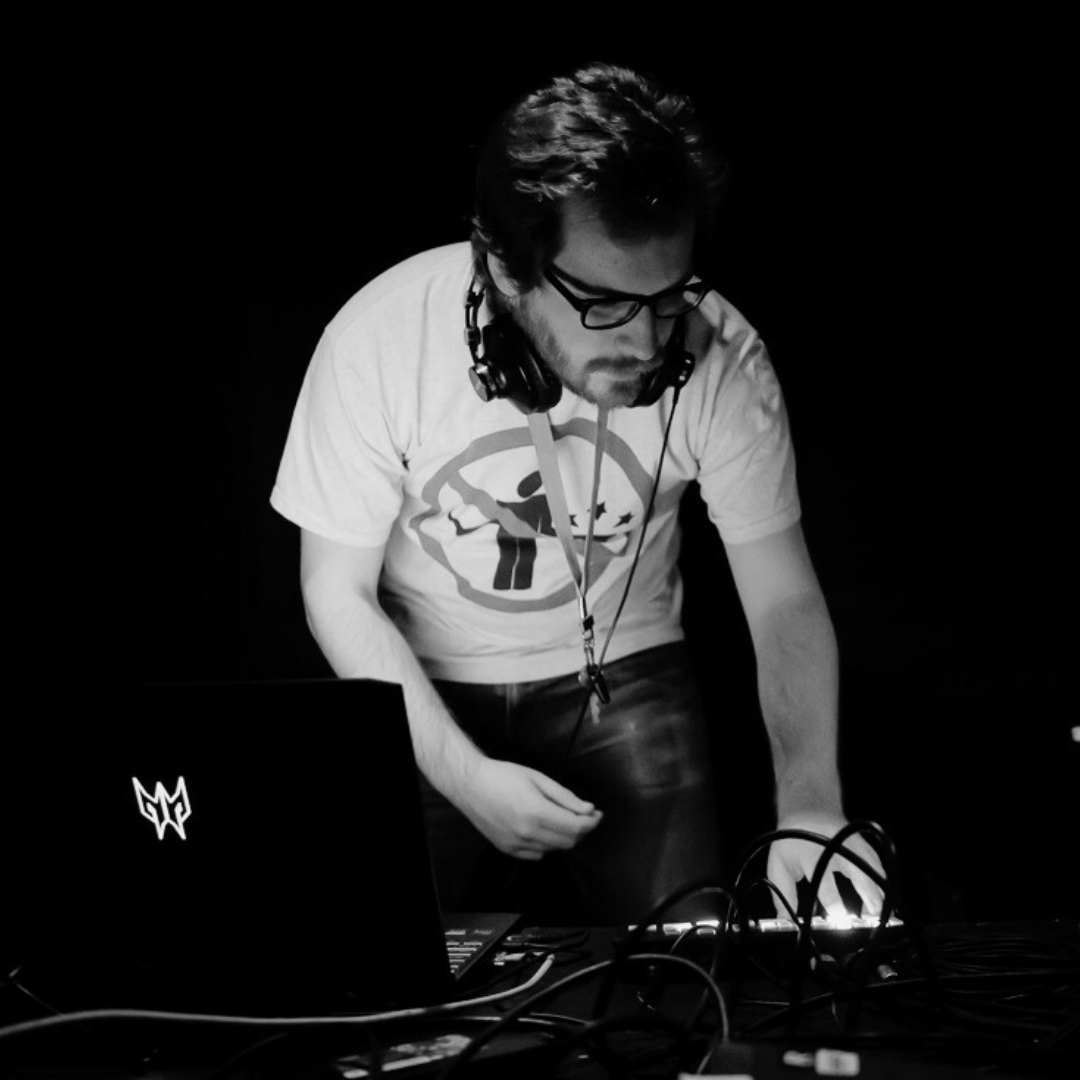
[{"left": 423, "top": 642, "right": 720, "bottom": 924}]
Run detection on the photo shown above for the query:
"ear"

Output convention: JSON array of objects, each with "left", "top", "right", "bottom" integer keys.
[{"left": 487, "top": 254, "right": 524, "bottom": 299}]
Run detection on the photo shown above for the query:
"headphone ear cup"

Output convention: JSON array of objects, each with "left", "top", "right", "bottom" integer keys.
[
  {"left": 632, "top": 321, "right": 695, "bottom": 407},
  {"left": 477, "top": 316, "right": 563, "bottom": 414}
]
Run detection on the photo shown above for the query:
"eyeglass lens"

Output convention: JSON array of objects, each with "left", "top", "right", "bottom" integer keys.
[{"left": 583, "top": 284, "right": 707, "bottom": 329}]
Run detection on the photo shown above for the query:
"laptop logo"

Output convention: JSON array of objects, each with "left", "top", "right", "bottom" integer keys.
[{"left": 132, "top": 776, "right": 192, "bottom": 840}]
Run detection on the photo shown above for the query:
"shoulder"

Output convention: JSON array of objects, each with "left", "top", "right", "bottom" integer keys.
[
  {"left": 680, "top": 290, "right": 781, "bottom": 417},
  {"left": 305, "top": 242, "right": 480, "bottom": 439},
  {"left": 686, "top": 291, "right": 766, "bottom": 377},
  {"left": 325, "top": 242, "right": 473, "bottom": 343}
]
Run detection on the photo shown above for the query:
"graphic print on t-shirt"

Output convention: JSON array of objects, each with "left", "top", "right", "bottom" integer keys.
[
  {"left": 409, "top": 417, "right": 657, "bottom": 614},
  {"left": 447, "top": 469, "right": 554, "bottom": 591}
]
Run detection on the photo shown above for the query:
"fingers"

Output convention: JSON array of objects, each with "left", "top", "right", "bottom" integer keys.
[
  {"left": 767, "top": 847, "right": 798, "bottom": 918},
  {"left": 511, "top": 847, "right": 545, "bottom": 862},
  {"left": 471, "top": 761, "right": 603, "bottom": 858},
  {"left": 502, "top": 811, "right": 596, "bottom": 859},
  {"left": 768, "top": 822, "right": 889, "bottom": 922},
  {"left": 527, "top": 770, "right": 603, "bottom": 849},
  {"left": 531, "top": 802, "right": 603, "bottom": 848},
  {"left": 835, "top": 843, "right": 885, "bottom": 917},
  {"left": 769, "top": 839, "right": 885, "bottom": 921},
  {"left": 815, "top": 867, "right": 847, "bottom": 920},
  {"left": 526, "top": 819, "right": 593, "bottom": 851},
  {"left": 531, "top": 771, "right": 601, "bottom": 818},
  {"left": 847, "top": 871, "right": 884, "bottom": 918}
]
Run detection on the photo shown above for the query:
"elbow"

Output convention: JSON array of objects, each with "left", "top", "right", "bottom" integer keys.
[
  {"left": 750, "top": 588, "right": 835, "bottom": 655},
  {"left": 300, "top": 564, "right": 382, "bottom": 642}
]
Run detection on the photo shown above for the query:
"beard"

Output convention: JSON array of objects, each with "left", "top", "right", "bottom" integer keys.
[{"left": 510, "top": 298, "right": 664, "bottom": 410}]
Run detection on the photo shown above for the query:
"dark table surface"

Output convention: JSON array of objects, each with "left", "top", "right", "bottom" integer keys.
[{"left": 2, "top": 919, "right": 1077, "bottom": 1078}]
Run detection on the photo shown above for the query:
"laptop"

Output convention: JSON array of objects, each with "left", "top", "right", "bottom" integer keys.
[{"left": 1, "top": 678, "right": 512, "bottom": 1019}]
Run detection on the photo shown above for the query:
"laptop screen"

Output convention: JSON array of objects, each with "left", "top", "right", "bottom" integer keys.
[{"left": 1, "top": 678, "right": 455, "bottom": 1014}]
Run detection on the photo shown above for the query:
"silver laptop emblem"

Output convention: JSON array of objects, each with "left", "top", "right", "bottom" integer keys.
[{"left": 132, "top": 776, "right": 192, "bottom": 840}]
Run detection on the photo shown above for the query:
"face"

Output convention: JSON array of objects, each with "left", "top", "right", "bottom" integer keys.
[{"left": 500, "top": 202, "right": 696, "bottom": 409}]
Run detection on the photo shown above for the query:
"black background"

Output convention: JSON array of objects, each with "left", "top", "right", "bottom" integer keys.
[{"left": 47, "top": 20, "right": 1074, "bottom": 924}]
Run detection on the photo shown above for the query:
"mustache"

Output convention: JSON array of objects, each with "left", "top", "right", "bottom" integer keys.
[{"left": 586, "top": 355, "right": 664, "bottom": 376}]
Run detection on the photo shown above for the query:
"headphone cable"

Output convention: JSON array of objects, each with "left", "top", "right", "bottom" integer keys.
[{"left": 563, "top": 382, "right": 683, "bottom": 762}]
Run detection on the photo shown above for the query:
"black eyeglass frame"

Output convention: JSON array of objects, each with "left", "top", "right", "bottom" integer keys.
[{"left": 543, "top": 264, "right": 711, "bottom": 330}]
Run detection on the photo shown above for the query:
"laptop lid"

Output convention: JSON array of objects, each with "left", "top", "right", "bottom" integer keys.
[{"left": 1, "top": 678, "right": 456, "bottom": 1015}]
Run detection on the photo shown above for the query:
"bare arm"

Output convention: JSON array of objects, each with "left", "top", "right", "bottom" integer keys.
[
  {"left": 725, "top": 523, "right": 883, "bottom": 915},
  {"left": 299, "top": 528, "right": 602, "bottom": 859},
  {"left": 300, "top": 529, "right": 480, "bottom": 801},
  {"left": 725, "top": 524, "right": 841, "bottom": 819}
]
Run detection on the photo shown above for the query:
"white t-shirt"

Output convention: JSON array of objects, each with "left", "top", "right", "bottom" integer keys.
[{"left": 271, "top": 242, "right": 801, "bottom": 683}]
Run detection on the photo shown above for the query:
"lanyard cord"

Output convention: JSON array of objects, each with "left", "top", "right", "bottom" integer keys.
[
  {"left": 596, "top": 385, "right": 682, "bottom": 671},
  {"left": 526, "top": 388, "right": 684, "bottom": 761},
  {"left": 527, "top": 409, "right": 609, "bottom": 699},
  {"left": 570, "top": 387, "right": 683, "bottom": 760}
]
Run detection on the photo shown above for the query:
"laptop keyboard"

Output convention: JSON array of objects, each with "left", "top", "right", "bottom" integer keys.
[{"left": 442, "top": 913, "right": 519, "bottom": 980}]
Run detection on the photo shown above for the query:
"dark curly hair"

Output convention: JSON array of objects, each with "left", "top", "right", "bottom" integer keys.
[{"left": 471, "top": 62, "right": 728, "bottom": 293}]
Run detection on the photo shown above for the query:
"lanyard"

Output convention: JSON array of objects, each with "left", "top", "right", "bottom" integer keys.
[{"left": 527, "top": 410, "right": 611, "bottom": 704}]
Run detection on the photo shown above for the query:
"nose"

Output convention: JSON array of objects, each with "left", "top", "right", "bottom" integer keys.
[{"left": 615, "top": 305, "right": 665, "bottom": 361}]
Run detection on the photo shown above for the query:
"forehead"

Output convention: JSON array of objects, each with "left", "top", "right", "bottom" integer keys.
[{"left": 552, "top": 199, "right": 695, "bottom": 295}]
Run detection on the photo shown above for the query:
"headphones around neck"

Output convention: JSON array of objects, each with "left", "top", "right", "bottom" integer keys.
[{"left": 464, "top": 282, "right": 695, "bottom": 414}]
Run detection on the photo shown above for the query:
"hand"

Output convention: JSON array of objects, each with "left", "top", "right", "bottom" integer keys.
[
  {"left": 767, "top": 811, "right": 885, "bottom": 920},
  {"left": 459, "top": 758, "right": 603, "bottom": 860}
]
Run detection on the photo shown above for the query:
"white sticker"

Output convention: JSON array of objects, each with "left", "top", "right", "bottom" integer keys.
[
  {"left": 815, "top": 1047, "right": 860, "bottom": 1075},
  {"left": 678, "top": 1074, "right": 753, "bottom": 1079}
]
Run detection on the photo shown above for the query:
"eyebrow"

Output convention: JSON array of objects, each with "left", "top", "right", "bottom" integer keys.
[{"left": 550, "top": 263, "right": 695, "bottom": 298}]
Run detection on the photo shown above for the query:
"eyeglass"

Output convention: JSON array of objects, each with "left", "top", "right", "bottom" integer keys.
[{"left": 543, "top": 263, "right": 711, "bottom": 330}]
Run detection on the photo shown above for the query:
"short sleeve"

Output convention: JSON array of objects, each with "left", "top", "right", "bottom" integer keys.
[
  {"left": 270, "top": 327, "right": 406, "bottom": 548},
  {"left": 695, "top": 331, "right": 801, "bottom": 544}
]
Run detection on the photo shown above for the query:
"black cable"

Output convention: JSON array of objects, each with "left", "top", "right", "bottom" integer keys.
[
  {"left": 0, "top": 966, "right": 64, "bottom": 1024},
  {"left": 206, "top": 1030, "right": 304, "bottom": 1080},
  {"left": 594, "top": 381, "right": 683, "bottom": 674},
  {"left": 738, "top": 822, "right": 904, "bottom": 1017},
  {"left": 786, "top": 822, "right": 902, "bottom": 1032},
  {"left": 726, "top": 874, "right": 827, "bottom": 996},
  {"left": 728, "top": 821, "right": 917, "bottom": 1035},
  {"left": 637, "top": 921, "right": 731, "bottom": 1037},
  {"left": 563, "top": 381, "right": 685, "bottom": 764},
  {"left": 727, "top": 821, "right": 951, "bottom": 1045},
  {"left": 544, "top": 1009, "right": 697, "bottom": 1076},
  {"left": 737, "top": 964, "right": 1079, "bottom": 1054},
  {"left": 1038, "top": 1007, "right": 1080, "bottom": 1049},
  {"left": 900, "top": 926, "right": 1079, "bottom": 1042},
  {"left": 732, "top": 823, "right": 893, "bottom": 898},
  {"left": 514, "top": 927, "right": 590, "bottom": 953},
  {"left": 595, "top": 880, "right": 742, "bottom": 1017},
  {"left": 431, "top": 958, "right": 619, "bottom": 1079},
  {"left": 436, "top": 951, "right": 729, "bottom": 1080}
]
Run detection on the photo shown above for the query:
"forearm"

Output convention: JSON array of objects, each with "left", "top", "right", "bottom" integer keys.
[
  {"left": 299, "top": 561, "right": 600, "bottom": 859},
  {"left": 753, "top": 590, "right": 843, "bottom": 820},
  {"left": 301, "top": 579, "right": 484, "bottom": 806}
]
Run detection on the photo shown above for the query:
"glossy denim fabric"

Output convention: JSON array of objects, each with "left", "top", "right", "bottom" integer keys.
[{"left": 423, "top": 643, "right": 720, "bottom": 924}]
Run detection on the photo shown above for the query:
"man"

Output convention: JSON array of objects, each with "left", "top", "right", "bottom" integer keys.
[{"left": 271, "top": 63, "right": 884, "bottom": 923}]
